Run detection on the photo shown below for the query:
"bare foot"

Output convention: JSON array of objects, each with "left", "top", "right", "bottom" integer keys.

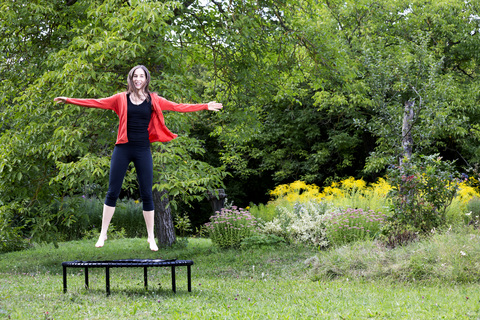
[
  {"left": 95, "top": 235, "right": 107, "bottom": 248},
  {"left": 148, "top": 238, "right": 158, "bottom": 251}
]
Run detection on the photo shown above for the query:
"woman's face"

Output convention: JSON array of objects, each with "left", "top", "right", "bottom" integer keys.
[{"left": 132, "top": 68, "right": 146, "bottom": 91}]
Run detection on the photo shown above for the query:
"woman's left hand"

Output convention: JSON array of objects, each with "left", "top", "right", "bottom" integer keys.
[{"left": 207, "top": 101, "right": 223, "bottom": 112}]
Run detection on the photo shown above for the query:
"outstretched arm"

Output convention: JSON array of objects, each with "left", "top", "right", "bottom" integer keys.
[
  {"left": 157, "top": 95, "right": 223, "bottom": 112},
  {"left": 53, "top": 94, "right": 120, "bottom": 111},
  {"left": 207, "top": 101, "right": 223, "bottom": 112},
  {"left": 54, "top": 97, "right": 69, "bottom": 104}
]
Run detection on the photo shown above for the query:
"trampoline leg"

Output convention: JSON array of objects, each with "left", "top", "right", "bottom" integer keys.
[
  {"left": 106, "top": 267, "right": 110, "bottom": 296},
  {"left": 63, "top": 266, "right": 67, "bottom": 293},
  {"left": 144, "top": 267, "right": 148, "bottom": 289},
  {"left": 171, "top": 266, "right": 176, "bottom": 293},
  {"left": 187, "top": 265, "right": 192, "bottom": 292},
  {"left": 85, "top": 267, "right": 89, "bottom": 289}
]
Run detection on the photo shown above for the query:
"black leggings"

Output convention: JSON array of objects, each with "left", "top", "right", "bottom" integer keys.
[{"left": 105, "top": 143, "right": 154, "bottom": 211}]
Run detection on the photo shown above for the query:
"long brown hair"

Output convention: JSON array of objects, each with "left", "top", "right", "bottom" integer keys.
[{"left": 126, "top": 65, "right": 151, "bottom": 102}]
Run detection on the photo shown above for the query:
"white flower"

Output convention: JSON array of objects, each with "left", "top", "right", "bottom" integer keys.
[{"left": 460, "top": 251, "right": 467, "bottom": 256}]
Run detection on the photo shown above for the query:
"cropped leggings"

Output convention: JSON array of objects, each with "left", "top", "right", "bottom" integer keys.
[{"left": 104, "top": 143, "right": 154, "bottom": 211}]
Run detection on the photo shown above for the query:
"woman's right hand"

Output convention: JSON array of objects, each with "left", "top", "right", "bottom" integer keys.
[{"left": 54, "top": 97, "right": 68, "bottom": 104}]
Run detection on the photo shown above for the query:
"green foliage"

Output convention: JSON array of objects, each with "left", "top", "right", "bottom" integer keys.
[
  {"left": 324, "top": 208, "right": 387, "bottom": 246},
  {"left": 29, "top": 196, "right": 146, "bottom": 243},
  {"left": 248, "top": 202, "right": 278, "bottom": 222},
  {"left": 4, "top": 0, "right": 480, "bottom": 248},
  {"left": 378, "top": 223, "right": 420, "bottom": 249},
  {"left": 206, "top": 206, "right": 259, "bottom": 248},
  {"left": 0, "top": 209, "right": 30, "bottom": 253},
  {"left": 82, "top": 224, "right": 127, "bottom": 241},
  {"left": 240, "top": 234, "right": 286, "bottom": 249},
  {"left": 174, "top": 212, "right": 193, "bottom": 238},
  {"left": 0, "top": 0, "right": 226, "bottom": 247},
  {"left": 174, "top": 212, "right": 192, "bottom": 247},
  {"left": 386, "top": 154, "right": 460, "bottom": 233},
  {"left": 152, "top": 137, "right": 228, "bottom": 211}
]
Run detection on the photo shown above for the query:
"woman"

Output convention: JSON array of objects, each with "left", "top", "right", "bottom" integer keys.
[{"left": 54, "top": 65, "right": 223, "bottom": 251}]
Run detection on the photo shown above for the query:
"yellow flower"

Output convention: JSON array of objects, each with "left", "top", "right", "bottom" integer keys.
[{"left": 456, "top": 182, "right": 480, "bottom": 204}]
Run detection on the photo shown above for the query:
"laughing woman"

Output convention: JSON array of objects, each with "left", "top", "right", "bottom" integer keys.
[{"left": 54, "top": 65, "right": 223, "bottom": 251}]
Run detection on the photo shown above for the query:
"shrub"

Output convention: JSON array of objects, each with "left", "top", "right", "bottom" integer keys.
[
  {"left": 262, "top": 201, "right": 330, "bottom": 248},
  {"left": 0, "top": 208, "right": 30, "bottom": 253},
  {"left": 380, "top": 223, "right": 419, "bottom": 248},
  {"left": 53, "top": 196, "right": 147, "bottom": 240},
  {"left": 174, "top": 212, "right": 193, "bottom": 247},
  {"left": 248, "top": 202, "right": 278, "bottom": 222},
  {"left": 324, "top": 208, "right": 387, "bottom": 246},
  {"left": 82, "top": 224, "right": 127, "bottom": 240},
  {"left": 109, "top": 198, "right": 146, "bottom": 238},
  {"left": 386, "top": 154, "right": 460, "bottom": 233},
  {"left": 240, "top": 234, "right": 286, "bottom": 249},
  {"left": 205, "top": 206, "right": 259, "bottom": 248}
]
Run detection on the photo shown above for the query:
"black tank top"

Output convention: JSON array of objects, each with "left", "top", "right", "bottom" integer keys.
[{"left": 125, "top": 94, "right": 152, "bottom": 146}]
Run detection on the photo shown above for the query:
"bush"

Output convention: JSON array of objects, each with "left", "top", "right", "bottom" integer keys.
[
  {"left": 76, "top": 197, "right": 146, "bottom": 238},
  {"left": 262, "top": 201, "right": 330, "bottom": 248},
  {"left": 386, "top": 154, "right": 460, "bottom": 233},
  {"left": 110, "top": 198, "right": 146, "bottom": 238},
  {"left": 240, "top": 234, "right": 286, "bottom": 249},
  {"left": 0, "top": 208, "right": 30, "bottom": 253},
  {"left": 42, "top": 197, "right": 147, "bottom": 241},
  {"left": 380, "top": 223, "right": 419, "bottom": 248},
  {"left": 324, "top": 208, "right": 386, "bottom": 246},
  {"left": 205, "top": 206, "right": 259, "bottom": 248},
  {"left": 248, "top": 202, "right": 278, "bottom": 222}
]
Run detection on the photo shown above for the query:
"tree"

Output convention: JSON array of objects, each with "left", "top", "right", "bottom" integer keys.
[
  {"left": 0, "top": 0, "right": 226, "bottom": 247},
  {"left": 317, "top": 0, "right": 480, "bottom": 171},
  {"left": 179, "top": 0, "right": 376, "bottom": 195}
]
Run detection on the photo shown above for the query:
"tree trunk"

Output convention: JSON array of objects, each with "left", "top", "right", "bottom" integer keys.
[
  {"left": 402, "top": 100, "right": 414, "bottom": 161},
  {"left": 207, "top": 189, "right": 227, "bottom": 214},
  {"left": 152, "top": 189, "right": 176, "bottom": 247}
]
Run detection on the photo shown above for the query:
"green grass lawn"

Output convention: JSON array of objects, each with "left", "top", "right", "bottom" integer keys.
[{"left": 1, "top": 237, "right": 480, "bottom": 319}]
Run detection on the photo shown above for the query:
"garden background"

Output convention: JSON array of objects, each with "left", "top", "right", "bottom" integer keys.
[{"left": 2, "top": 0, "right": 480, "bottom": 318}]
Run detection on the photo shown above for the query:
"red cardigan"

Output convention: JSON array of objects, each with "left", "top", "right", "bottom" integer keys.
[{"left": 66, "top": 92, "right": 208, "bottom": 144}]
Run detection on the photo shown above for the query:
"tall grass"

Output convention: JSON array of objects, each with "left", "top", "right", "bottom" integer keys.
[{"left": 306, "top": 226, "right": 480, "bottom": 283}]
